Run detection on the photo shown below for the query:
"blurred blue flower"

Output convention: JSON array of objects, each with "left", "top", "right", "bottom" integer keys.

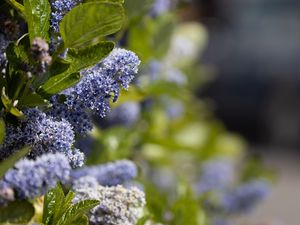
[
  {"left": 151, "top": 0, "right": 171, "bottom": 17},
  {"left": 106, "top": 102, "right": 141, "bottom": 127},
  {"left": 2, "top": 153, "right": 71, "bottom": 199},
  {"left": 72, "top": 160, "right": 137, "bottom": 186},
  {"left": 221, "top": 180, "right": 270, "bottom": 213},
  {"left": 196, "top": 159, "right": 234, "bottom": 194}
]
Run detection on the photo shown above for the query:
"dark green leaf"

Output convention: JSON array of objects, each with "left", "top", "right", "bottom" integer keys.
[
  {"left": 6, "top": 0, "right": 25, "bottom": 16},
  {"left": 24, "top": 0, "right": 51, "bottom": 42},
  {"left": 38, "top": 72, "right": 80, "bottom": 98},
  {"left": 66, "top": 41, "right": 114, "bottom": 72},
  {"left": 0, "top": 119, "right": 5, "bottom": 145},
  {"left": 60, "top": 2, "right": 124, "bottom": 48},
  {"left": 19, "top": 92, "right": 48, "bottom": 107},
  {"left": 0, "top": 200, "right": 34, "bottom": 223},
  {"left": 57, "top": 199, "right": 99, "bottom": 225},
  {"left": 124, "top": 0, "right": 153, "bottom": 21},
  {"left": 43, "top": 183, "right": 65, "bottom": 225},
  {"left": 6, "top": 42, "right": 30, "bottom": 71},
  {"left": 0, "top": 147, "right": 30, "bottom": 179}
]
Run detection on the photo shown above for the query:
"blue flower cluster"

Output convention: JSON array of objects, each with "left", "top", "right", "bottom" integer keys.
[
  {"left": 0, "top": 108, "right": 84, "bottom": 167},
  {"left": 49, "top": 48, "right": 140, "bottom": 134},
  {"left": 196, "top": 160, "right": 234, "bottom": 194},
  {"left": 221, "top": 180, "right": 270, "bottom": 213},
  {"left": 151, "top": 0, "right": 171, "bottom": 17},
  {"left": 71, "top": 160, "right": 137, "bottom": 186},
  {"left": 212, "top": 218, "right": 235, "bottom": 225},
  {"left": 50, "top": 0, "right": 82, "bottom": 32},
  {"left": 0, "top": 153, "right": 71, "bottom": 200},
  {"left": 106, "top": 101, "right": 141, "bottom": 127}
]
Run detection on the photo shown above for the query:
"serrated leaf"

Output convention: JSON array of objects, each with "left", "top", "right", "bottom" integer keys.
[
  {"left": 0, "top": 200, "right": 34, "bottom": 223},
  {"left": 0, "top": 147, "right": 30, "bottom": 179},
  {"left": 57, "top": 199, "right": 99, "bottom": 225},
  {"left": 66, "top": 41, "right": 114, "bottom": 72},
  {"left": 52, "top": 191, "right": 75, "bottom": 224},
  {"left": 0, "top": 119, "right": 5, "bottom": 144},
  {"left": 24, "top": 0, "right": 51, "bottom": 42},
  {"left": 71, "top": 215, "right": 89, "bottom": 225},
  {"left": 43, "top": 184, "right": 65, "bottom": 225},
  {"left": 38, "top": 72, "right": 80, "bottom": 97},
  {"left": 60, "top": 2, "right": 124, "bottom": 48}
]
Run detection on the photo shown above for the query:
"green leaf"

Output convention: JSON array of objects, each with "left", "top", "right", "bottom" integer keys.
[
  {"left": 24, "top": 0, "right": 51, "bottom": 43},
  {"left": 60, "top": 2, "right": 124, "bottom": 48},
  {"left": 6, "top": 0, "right": 25, "bottom": 16},
  {"left": 43, "top": 184, "right": 65, "bottom": 225},
  {"left": 52, "top": 191, "right": 75, "bottom": 224},
  {"left": 66, "top": 41, "right": 114, "bottom": 73},
  {"left": 19, "top": 92, "right": 48, "bottom": 107},
  {"left": 124, "top": 0, "right": 153, "bottom": 21},
  {"left": 0, "top": 147, "right": 30, "bottom": 179},
  {"left": 0, "top": 200, "right": 35, "bottom": 223},
  {"left": 71, "top": 215, "right": 89, "bottom": 225},
  {"left": 57, "top": 199, "right": 99, "bottom": 225},
  {"left": 1, "top": 87, "right": 24, "bottom": 117},
  {"left": 38, "top": 72, "right": 80, "bottom": 98},
  {"left": 0, "top": 119, "right": 5, "bottom": 145},
  {"left": 9, "top": 106, "right": 24, "bottom": 117}
]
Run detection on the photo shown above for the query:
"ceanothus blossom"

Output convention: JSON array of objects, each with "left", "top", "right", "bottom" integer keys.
[{"left": 1, "top": 153, "right": 71, "bottom": 200}]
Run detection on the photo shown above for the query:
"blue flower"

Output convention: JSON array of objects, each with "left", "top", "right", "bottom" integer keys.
[
  {"left": 49, "top": 48, "right": 140, "bottom": 134},
  {"left": 221, "top": 180, "right": 270, "bottom": 213},
  {"left": 0, "top": 109, "right": 84, "bottom": 167},
  {"left": 50, "top": 0, "right": 82, "bottom": 32},
  {"left": 151, "top": 0, "right": 171, "bottom": 17},
  {"left": 2, "top": 153, "right": 71, "bottom": 199},
  {"left": 71, "top": 160, "right": 137, "bottom": 186},
  {"left": 106, "top": 101, "right": 141, "bottom": 127},
  {"left": 72, "top": 176, "right": 98, "bottom": 190},
  {"left": 196, "top": 159, "right": 234, "bottom": 194}
]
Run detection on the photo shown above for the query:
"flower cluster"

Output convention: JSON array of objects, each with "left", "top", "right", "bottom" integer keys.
[
  {"left": 0, "top": 153, "right": 71, "bottom": 200},
  {"left": 0, "top": 108, "right": 84, "bottom": 167},
  {"left": 196, "top": 159, "right": 234, "bottom": 194},
  {"left": 71, "top": 160, "right": 137, "bottom": 186},
  {"left": 49, "top": 48, "right": 140, "bottom": 134},
  {"left": 50, "top": 0, "right": 82, "bottom": 32},
  {"left": 151, "top": 0, "right": 171, "bottom": 17},
  {"left": 105, "top": 102, "right": 141, "bottom": 127},
  {"left": 73, "top": 185, "right": 146, "bottom": 225},
  {"left": 221, "top": 180, "right": 270, "bottom": 213}
]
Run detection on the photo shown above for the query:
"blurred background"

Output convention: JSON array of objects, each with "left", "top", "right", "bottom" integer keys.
[{"left": 182, "top": 0, "right": 300, "bottom": 224}]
